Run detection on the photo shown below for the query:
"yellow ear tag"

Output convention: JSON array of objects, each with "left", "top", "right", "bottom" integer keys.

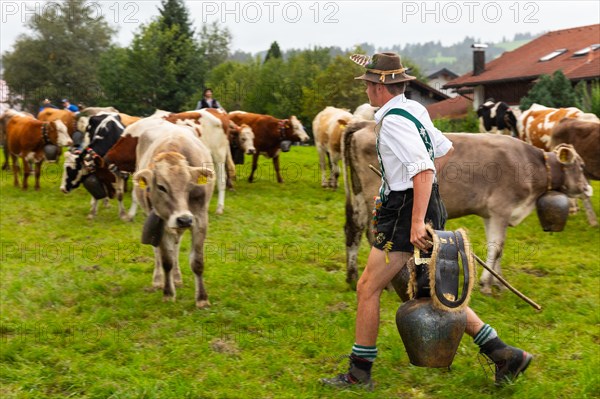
[
  {"left": 138, "top": 179, "right": 147, "bottom": 189},
  {"left": 197, "top": 175, "right": 208, "bottom": 185}
]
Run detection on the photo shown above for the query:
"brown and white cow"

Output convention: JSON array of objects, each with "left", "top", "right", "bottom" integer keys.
[
  {"left": 7, "top": 114, "right": 72, "bottom": 190},
  {"left": 342, "top": 122, "right": 591, "bottom": 293},
  {"left": 550, "top": 118, "right": 600, "bottom": 226},
  {"left": 133, "top": 118, "right": 215, "bottom": 307},
  {"left": 518, "top": 103, "right": 599, "bottom": 150},
  {"left": 313, "top": 106, "right": 354, "bottom": 189},
  {"left": 229, "top": 111, "right": 310, "bottom": 183},
  {"left": 1, "top": 109, "right": 33, "bottom": 170}
]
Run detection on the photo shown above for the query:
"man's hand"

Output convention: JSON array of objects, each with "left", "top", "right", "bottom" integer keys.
[{"left": 411, "top": 169, "right": 434, "bottom": 251}]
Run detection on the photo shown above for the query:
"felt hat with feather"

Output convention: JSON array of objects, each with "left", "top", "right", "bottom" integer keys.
[{"left": 351, "top": 52, "right": 416, "bottom": 84}]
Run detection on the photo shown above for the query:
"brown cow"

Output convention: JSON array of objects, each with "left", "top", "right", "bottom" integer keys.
[
  {"left": 342, "top": 122, "right": 591, "bottom": 293},
  {"left": 1, "top": 110, "right": 33, "bottom": 170},
  {"left": 37, "top": 108, "right": 78, "bottom": 136},
  {"left": 229, "top": 111, "right": 309, "bottom": 183},
  {"left": 550, "top": 118, "right": 600, "bottom": 226},
  {"left": 7, "top": 114, "right": 72, "bottom": 190}
]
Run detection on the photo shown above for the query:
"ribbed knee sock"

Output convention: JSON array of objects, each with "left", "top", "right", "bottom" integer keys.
[{"left": 351, "top": 344, "right": 377, "bottom": 362}]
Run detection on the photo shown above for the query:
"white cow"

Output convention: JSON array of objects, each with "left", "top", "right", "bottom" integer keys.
[{"left": 313, "top": 106, "right": 354, "bottom": 189}]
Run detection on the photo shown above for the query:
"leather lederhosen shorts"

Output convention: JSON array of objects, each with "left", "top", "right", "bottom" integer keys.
[{"left": 373, "top": 183, "right": 447, "bottom": 253}]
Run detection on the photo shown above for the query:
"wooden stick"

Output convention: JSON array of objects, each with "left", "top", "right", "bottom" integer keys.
[
  {"left": 369, "top": 164, "right": 382, "bottom": 177},
  {"left": 473, "top": 253, "right": 542, "bottom": 311}
]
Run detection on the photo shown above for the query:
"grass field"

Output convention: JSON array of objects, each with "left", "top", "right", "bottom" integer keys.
[{"left": 1, "top": 146, "right": 599, "bottom": 398}]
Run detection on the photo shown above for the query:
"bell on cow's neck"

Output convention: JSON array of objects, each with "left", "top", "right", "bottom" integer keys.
[
  {"left": 393, "top": 228, "right": 474, "bottom": 368},
  {"left": 536, "top": 191, "right": 570, "bottom": 232},
  {"left": 82, "top": 173, "right": 107, "bottom": 200},
  {"left": 280, "top": 140, "right": 292, "bottom": 152},
  {"left": 43, "top": 144, "right": 60, "bottom": 162}
]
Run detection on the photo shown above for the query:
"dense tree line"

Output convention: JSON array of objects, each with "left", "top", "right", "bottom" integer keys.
[{"left": 4, "top": 0, "right": 595, "bottom": 132}]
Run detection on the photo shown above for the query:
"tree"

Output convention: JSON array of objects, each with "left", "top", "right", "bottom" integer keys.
[
  {"left": 520, "top": 70, "right": 578, "bottom": 110},
  {"left": 99, "top": 0, "right": 202, "bottom": 114},
  {"left": 158, "top": 0, "right": 194, "bottom": 38},
  {"left": 2, "top": 0, "right": 114, "bottom": 111},
  {"left": 198, "top": 21, "right": 232, "bottom": 72},
  {"left": 264, "top": 42, "right": 282, "bottom": 63}
]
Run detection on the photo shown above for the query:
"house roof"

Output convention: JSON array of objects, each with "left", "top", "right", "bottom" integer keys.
[
  {"left": 426, "top": 95, "right": 473, "bottom": 120},
  {"left": 445, "top": 24, "right": 600, "bottom": 88},
  {"left": 427, "top": 68, "right": 459, "bottom": 80},
  {"left": 408, "top": 80, "right": 450, "bottom": 101}
]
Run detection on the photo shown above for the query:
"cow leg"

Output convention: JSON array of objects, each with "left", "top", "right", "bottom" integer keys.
[
  {"left": 87, "top": 197, "right": 99, "bottom": 220},
  {"left": 480, "top": 218, "right": 508, "bottom": 294},
  {"left": 158, "top": 232, "right": 179, "bottom": 302},
  {"left": 172, "top": 235, "right": 183, "bottom": 287},
  {"left": 190, "top": 213, "right": 210, "bottom": 308},
  {"left": 114, "top": 176, "right": 129, "bottom": 221},
  {"left": 215, "top": 161, "right": 226, "bottom": 215},
  {"left": 568, "top": 198, "right": 579, "bottom": 215},
  {"left": 318, "top": 147, "right": 328, "bottom": 187},
  {"left": 152, "top": 246, "right": 164, "bottom": 289},
  {"left": 248, "top": 153, "right": 259, "bottom": 183},
  {"left": 345, "top": 192, "right": 369, "bottom": 288},
  {"left": 11, "top": 154, "right": 20, "bottom": 188},
  {"left": 582, "top": 195, "right": 599, "bottom": 227},
  {"left": 33, "top": 161, "right": 42, "bottom": 190},
  {"left": 2, "top": 146, "right": 9, "bottom": 171},
  {"left": 330, "top": 155, "right": 340, "bottom": 190},
  {"left": 125, "top": 187, "right": 139, "bottom": 221},
  {"left": 273, "top": 155, "right": 283, "bottom": 183},
  {"left": 21, "top": 157, "right": 30, "bottom": 190}
]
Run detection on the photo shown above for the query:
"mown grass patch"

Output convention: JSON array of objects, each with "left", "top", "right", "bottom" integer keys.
[{"left": 1, "top": 147, "right": 598, "bottom": 398}]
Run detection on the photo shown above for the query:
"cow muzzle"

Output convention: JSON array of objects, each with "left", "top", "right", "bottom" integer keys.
[
  {"left": 246, "top": 147, "right": 256, "bottom": 155},
  {"left": 168, "top": 212, "right": 194, "bottom": 230}
]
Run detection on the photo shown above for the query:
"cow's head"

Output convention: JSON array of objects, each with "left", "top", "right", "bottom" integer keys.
[
  {"left": 52, "top": 120, "right": 73, "bottom": 147},
  {"left": 554, "top": 144, "right": 593, "bottom": 197},
  {"left": 134, "top": 152, "right": 214, "bottom": 230},
  {"left": 60, "top": 150, "right": 104, "bottom": 193},
  {"left": 289, "top": 116, "right": 310, "bottom": 143},
  {"left": 236, "top": 123, "right": 256, "bottom": 154},
  {"left": 60, "top": 150, "right": 84, "bottom": 193}
]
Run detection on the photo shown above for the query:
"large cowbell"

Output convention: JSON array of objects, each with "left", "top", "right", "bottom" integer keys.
[{"left": 392, "top": 227, "right": 475, "bottom": 368}]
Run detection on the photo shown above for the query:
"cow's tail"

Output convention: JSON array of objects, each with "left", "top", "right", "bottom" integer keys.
[
  {"left": 341, "top": 120, "right": 370, "bottom": 207},
  {"left": 341, "top": 120, "right": 374, "bottom": 286}
]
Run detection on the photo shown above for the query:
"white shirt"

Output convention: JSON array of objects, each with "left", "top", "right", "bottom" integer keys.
[{"left": 374, "top": 94, "right": 452, "bottom": 192}]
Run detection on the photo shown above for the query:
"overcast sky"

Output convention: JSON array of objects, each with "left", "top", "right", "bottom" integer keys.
[{"left": 1, "top": 1, "right": 599, "bottom": 55}]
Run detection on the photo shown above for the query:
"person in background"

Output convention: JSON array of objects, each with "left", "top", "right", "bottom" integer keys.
[
  {"left": 196, "top": 88, "right": 222, "bottom": 110},
  {"left": 61, "top": 98, "right": 79, "bottom": 113},
  {"left": 38, "top": 99, "right": 58, "bottom": 113}
]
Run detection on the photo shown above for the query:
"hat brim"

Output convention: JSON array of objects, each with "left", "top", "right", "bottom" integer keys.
[{"left": 355, "top": 71, "right": 416, "bottom": 84}]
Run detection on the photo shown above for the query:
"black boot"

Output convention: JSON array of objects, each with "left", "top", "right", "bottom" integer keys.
[
  {"left": 321, "top": 354, "right": 374, "bottom": 390},
  {"left": 480, "top": 339, "right": 533, "bottom": 385}
]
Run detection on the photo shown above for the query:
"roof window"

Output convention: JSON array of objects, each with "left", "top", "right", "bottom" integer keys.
[
  {"left": 572, "top": 44, "right": 600, "bottom": 57},
  {"left": 539, "top": 49, "right": 567, "bottom": 62}
]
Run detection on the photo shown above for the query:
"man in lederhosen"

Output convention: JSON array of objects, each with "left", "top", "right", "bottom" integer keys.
[{"left": 321, "top": 52, "right": 532, "bottom": 389}]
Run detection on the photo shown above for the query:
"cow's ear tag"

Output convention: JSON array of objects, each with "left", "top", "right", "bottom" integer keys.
[
  {"left": 197, "top": 175, "right": 208, "bottom": 185},
  {"left": 138, "top": 179, "right": 147, "bottom": 189}
]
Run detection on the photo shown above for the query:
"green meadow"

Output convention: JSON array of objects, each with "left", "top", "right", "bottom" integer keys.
[{"left": 1, "top": 147, "right": 598, "bottom": 398}]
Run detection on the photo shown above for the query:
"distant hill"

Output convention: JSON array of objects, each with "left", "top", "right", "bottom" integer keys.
[{"left": 228, "top": 32, "right": 541, "bottom": 77}]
